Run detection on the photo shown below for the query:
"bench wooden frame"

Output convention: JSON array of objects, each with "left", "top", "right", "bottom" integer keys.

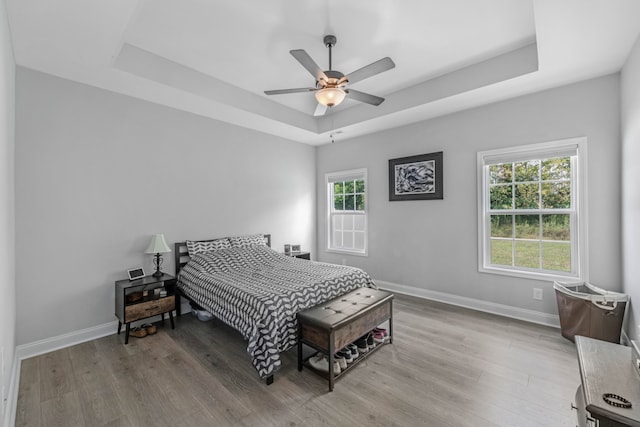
[{"left": 297, "top": 288, "right": 394, "bottom": 391}]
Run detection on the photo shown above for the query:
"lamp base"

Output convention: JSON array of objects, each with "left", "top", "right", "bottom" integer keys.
[{"left": 152, "top": 253, "right": 164, "bottom": 278}]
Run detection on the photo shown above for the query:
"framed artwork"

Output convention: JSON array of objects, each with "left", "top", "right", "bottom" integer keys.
[{"left": 389, "top": 151, "right": 443, "bottom": 201}]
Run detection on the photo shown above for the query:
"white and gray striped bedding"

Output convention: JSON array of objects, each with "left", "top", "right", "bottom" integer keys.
[{"left": 177, "top": 244, "right": 375, "bottom": 379}]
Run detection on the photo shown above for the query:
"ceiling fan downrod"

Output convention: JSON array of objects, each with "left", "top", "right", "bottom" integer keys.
[{"left": 324, "top": 35, "right": 337, "bottom": 71}]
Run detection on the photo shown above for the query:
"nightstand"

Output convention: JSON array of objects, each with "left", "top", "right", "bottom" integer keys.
[
  {"left": 284, "top": 251, "right": 310, "bottom": 260},
  {"left": 115, "top": 273, "right": 177, "bottom": 344}
]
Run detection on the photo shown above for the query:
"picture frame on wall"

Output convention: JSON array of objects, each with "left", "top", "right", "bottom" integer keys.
[{"left": 389, "top": 151, "right": 443, "bottom": 201}]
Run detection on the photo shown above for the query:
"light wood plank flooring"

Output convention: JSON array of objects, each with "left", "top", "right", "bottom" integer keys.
[{"left": 15, "top": 294, "right": 580, "bottom": 426}]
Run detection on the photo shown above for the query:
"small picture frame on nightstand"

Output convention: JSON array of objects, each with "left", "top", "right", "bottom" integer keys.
[
  {"left": 284, "top": 244, "right": 291, "bottom": 255},
  {"left": 127, "top": 267, "right": 145, "bottom": 281},
  {"left": 292, "top": 244, "right": 301, "bottom": 253}
]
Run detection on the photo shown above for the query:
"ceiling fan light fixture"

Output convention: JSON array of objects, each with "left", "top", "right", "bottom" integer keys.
[{"left": 315, "top": 87, "right": 346, "bottom": 107}]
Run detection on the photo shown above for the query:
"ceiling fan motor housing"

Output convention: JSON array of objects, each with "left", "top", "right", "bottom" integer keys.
[
  {"left": 317, "top": 70, "right": 346, "bottom": 88},
  {"left": 323, "top": 35, "right": 337, "bottom": 48}
]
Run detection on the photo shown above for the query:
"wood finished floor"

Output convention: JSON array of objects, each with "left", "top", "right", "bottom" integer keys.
[{"left": 15, "top": 294, "right": 580, "bottom": 426}]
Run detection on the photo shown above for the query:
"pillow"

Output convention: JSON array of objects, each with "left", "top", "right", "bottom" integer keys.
[
  {"left": 228, "top": 234, "right": 267, "bottom": 248},
  {"left": 186, "top": 238, "right": 230, "bottom": 255}
]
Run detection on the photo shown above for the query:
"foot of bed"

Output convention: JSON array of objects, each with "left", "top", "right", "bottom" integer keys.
[{"left": 266, "top": 375, "right": 274, "bottom": 385}]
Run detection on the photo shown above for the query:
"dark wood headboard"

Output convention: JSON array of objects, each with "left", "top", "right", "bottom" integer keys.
[{"left": 174, "top": 234, "right": 271, "bottom": 275}]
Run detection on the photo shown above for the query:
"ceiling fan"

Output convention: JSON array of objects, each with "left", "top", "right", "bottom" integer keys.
[{"left": 264, "top": 35, "right": 395, "bottom": 116}]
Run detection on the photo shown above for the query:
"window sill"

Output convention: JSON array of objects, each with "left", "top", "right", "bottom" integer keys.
[
  {"left": 479, "top": 265, "right": 581, "bottom": 282},
  {"left": 326, "top": 248, "right": 368, "bottom": 257}
]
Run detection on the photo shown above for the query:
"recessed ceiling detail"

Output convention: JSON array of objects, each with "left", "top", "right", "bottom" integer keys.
[{"left": 7, "top": 0, "right": 640, "bottom": 145}]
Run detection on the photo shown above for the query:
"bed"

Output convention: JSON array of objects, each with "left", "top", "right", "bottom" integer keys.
[{"left": 174, "top": 234, "right": 376, "bottom": 384}]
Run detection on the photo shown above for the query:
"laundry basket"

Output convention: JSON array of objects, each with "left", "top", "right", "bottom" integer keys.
[{"left": 554, "top": 281, "right": 628, "bottom": 343}]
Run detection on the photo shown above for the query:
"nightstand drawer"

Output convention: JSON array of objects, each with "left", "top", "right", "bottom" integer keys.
[{"left": 125, "top": 296, "right": 175, "bottom": 322}]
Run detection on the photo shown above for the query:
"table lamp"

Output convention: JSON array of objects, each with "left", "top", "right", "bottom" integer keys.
[{"left": 145, "top": 234, "right": 171, "bottom": 277}]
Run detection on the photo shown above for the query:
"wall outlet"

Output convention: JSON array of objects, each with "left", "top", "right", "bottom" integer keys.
[{"left": 533, "top": 288, "right": 543, "bottom": 300}]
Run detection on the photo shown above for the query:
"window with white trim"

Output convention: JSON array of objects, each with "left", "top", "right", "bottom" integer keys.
[
  {"left": 478, "top": 138, "right": 587, "bottom": 280},
  {"left": 326, "top": 169, "right": 367, "bottom": 255}
]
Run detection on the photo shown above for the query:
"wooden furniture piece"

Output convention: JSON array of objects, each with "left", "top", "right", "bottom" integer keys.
[
  {"left": 283, "top": 251, "right": 310, "bottom": 260},
  {"left": 115, "top": 273, "right": 176, "bottom": 344},
  {"left": 575, "top": 336, "right": 640, "bottom": 426},
  {"left": 297, "top": 287, "right": 393, "bottom": 391}
]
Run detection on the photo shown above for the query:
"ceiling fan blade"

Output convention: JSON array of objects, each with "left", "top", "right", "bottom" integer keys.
[
  {"left": 344, "top": 57, "right": 395, "bottom": 85},
  {"left": 347, "top": 89, "right": 385, "bottom": 106},
  {"left": 290, "top": 49, "right": 328, "bottom": 82},
  {"left": 313, "top": 103, "right": 328, "bottom": 117},
  {"left": 264, "top": 87, "right": 316, "bottom": 95}
]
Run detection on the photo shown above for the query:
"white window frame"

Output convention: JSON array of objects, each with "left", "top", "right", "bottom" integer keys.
[
  {"left": 326, "top": 168, "right": 368, "bottom": 256},
  {"left": 477, "top": 137, "right": 588, "bottom": 281}
]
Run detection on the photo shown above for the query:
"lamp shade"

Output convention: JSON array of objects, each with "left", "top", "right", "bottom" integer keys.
[
  {"left": 315, "top": 87, "right": 346, "bottom": 107},
  {"left": 145, "top": 234, "right": 171, "bottom": 254}
]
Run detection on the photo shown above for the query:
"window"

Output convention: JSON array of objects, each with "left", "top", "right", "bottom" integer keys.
[
  {"left": 326, "top": 169, "right": 367, "bottom": 255},
  {"left": 477, "top": 138, "right": 587, "bottom": 280}
]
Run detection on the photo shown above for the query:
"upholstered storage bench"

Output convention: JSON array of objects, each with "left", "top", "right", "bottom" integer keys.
[{"left": 297, "top": 287, "right": 393, "bottom": 391}]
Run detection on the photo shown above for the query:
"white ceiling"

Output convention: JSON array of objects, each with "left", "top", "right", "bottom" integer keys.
[{"left": 6, "top": 0, "right": 640, "bottom": 145}]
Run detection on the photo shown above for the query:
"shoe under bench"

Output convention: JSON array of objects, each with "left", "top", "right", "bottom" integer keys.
[{"left": 297, "top": 287, "right": 394, "bottom": 391}]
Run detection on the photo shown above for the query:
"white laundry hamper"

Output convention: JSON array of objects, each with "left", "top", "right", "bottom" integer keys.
[{"left": 554, "top": 281, "right": 628, "bottom": 343}]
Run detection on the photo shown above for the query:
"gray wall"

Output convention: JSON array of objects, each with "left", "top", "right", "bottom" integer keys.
[
  {"left": 15, "top": 68, "right": 316, "bottom": 345},
  {"left": 622, "top": 34, "right": 640, "bottom": 340},
  {"left": 317, "top": 75, "right": 621, "bottom": 317},
  {"left": 0, "top": 0, "right": 15, "bottom": 422}
]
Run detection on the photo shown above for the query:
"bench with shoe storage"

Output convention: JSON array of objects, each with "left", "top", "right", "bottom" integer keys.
[{"left": 297, "top": 287, "right": 393, "bottom": 391}]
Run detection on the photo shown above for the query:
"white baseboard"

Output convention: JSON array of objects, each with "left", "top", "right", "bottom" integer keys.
[
  {"left": 376, "top": 279, "right": 561, "bottom": 328},
  {"left": 4, "top": 352, "right": 19, "bottom": 427},
  {"left": 15, "top": 321, "right": 119, "bottom": 362},
  {"left": 5, "top": 321, "right": 118, "bottom": 427},
  {"left": 4, "top": 310, "right": 193, "bottom": 427}
]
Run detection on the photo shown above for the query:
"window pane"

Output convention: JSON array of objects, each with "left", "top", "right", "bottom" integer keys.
[
  {"left": 355, "top": 179, "right": 365, "bottom": 193},
  {"left": 356, "top": 194, "right": 365, "bottom": 211},
  {"left": 345, "top": 195, "right": 355, "bottom": 210},
  {"left": 333, "top": 231, "right": 342, "bottom": 248},
  {"left": 344, "top": 180, "right": 354, "bottom": 194},
  {"left": 515, "top": 183, "right": 539, "bottom": 209},
  {"left": 542, "top": 182, "right": 571, "bottom": 209},
  {"left": 334, "top": 195, "right": 344, "bottom": 210},
  {"left": 542, "top": 242, "right": 571, "bottom": 272},
  {"left": 334, "top": 182, "right": 343, "bottom": 195},
  {"left": 542, "top": 214, "right": 570, "bottom": 241},
  {"left": 332, "top": 214, "right": 343, "bottom": 230},
  {"left": 490, "top": 185, "right": 513, "bottom": 209},
  {"left": 542, "top": 157, "right": 571, "bottom": 180},
  {"left": 491, "top": 215, "right": 512, "bottom": 238},
  {"left": 515, "top": 240, "right": 540, "bottom": 269},
  {"left": 491, "top": 239, "right": 512, "bottom": 266},
  {"left": 343, "top": 231, "right": 354, "bottom": 248},
  {"left": 354, "top": 215, "right": 365, "bottom": 231},
  {"left": 515, "top": 215, "right": 539, "bottom": 239},
  {"left": 343, "top": 215, "right": 354, "bottom": 231},
  {"left": 354, "top": 231, "right": 365, "bottom": 250},
  {"left": 514, "top": 160, "right": 540, "bottom": 182},
  {"left": 489, "top": 163, "right": 512, "bottom": 184}
]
